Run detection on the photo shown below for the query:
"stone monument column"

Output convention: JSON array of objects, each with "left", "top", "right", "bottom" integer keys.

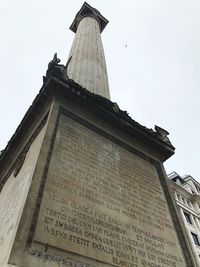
[
  {"left": 68, "top": 2, "right": 110, "bottom": 99},
  {"left": 0, "top": 3, "right": 198, "bottom": 267}
]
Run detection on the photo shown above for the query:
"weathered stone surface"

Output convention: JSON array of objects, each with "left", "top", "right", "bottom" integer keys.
[
  {"left": 68, "top": 16, "right": 110, "bottom": 99},
  {"left": 0, "top": 124, "right": 47, "bottom": 267},
  {"left": 34, "top": 113, "right": 186, "bottom": 267}
]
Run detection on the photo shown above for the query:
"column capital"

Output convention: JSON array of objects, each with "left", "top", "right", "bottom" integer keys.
[{"left": 70, "top": 2, "right": 108, "bottom": 33}]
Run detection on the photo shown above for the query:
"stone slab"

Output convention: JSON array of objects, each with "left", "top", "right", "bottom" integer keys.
[
  {"left": 34, "top": 113, "right": 186, "bottom": 267},
  {"left": 0, "top": 124, "right": 47, "bottom": 267}
]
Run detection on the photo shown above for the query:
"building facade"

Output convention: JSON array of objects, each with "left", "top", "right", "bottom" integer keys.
[{"left": 169, "top": 171, "right": 200, "bottom": 264}]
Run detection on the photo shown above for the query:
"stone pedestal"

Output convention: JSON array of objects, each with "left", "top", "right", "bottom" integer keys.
[{"left": 0, "top": 77, "right": 196, "bottom": 267}]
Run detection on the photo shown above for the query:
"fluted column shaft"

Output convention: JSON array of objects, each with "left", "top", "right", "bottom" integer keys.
[{"left": 68, "top": 16, "right": 110, "bottom": 99}]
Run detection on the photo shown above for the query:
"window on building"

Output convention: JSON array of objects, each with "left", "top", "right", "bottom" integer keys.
[
  {"left": 193, "top": 217, "right": 199, "bottom": 228},
  {"left": 182, "top": 197, "right": 186, "bottom": 204},
  {"left": 191, "top": 190, "right": 195, "bottom": 194},
  {"left": 184, "top": 212, "right": 192, "bottom": 224},
  {"left": 176, "top": 194, "right": 180, "bottom": 201},
  {"left": 189, "top": 201, "right": 193, "bottom": 209},
  {"left": 195, "top": 185, "right": 199, "bottom": 193},
  {"left": 191, "top": 232, "right": 200, "bottom": 246}
]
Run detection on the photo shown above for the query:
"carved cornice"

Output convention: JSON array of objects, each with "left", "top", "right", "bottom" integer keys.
[
  {"left": 0, "top": 68, "right": 175, "bottom": 181},
  {"left": 70, "top": 2, "right": 108, "bottom": 33},
  {"left": 50, "top": 77, "right": 175, "bottom": 159},
  {"left": 47, "top": 74, "right": 175, "bottom": 160}
]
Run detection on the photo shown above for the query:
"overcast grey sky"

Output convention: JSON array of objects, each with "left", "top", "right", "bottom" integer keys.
[{"left": 1, "top": 0, "right": 200, "bottom": 180}]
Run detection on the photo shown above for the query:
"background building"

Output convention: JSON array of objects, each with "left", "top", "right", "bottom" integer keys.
[{"left": 169, "top": 171, "right": 200, "bottom": 264}]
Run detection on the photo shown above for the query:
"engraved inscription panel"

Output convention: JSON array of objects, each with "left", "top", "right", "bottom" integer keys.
[{"left": 34, "top": 114, "right": 186, "bottom": 267}]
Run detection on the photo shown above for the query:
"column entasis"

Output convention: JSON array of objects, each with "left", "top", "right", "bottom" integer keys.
[{"left": 68, "top": 2, "right": 110, "bottom": 99}]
